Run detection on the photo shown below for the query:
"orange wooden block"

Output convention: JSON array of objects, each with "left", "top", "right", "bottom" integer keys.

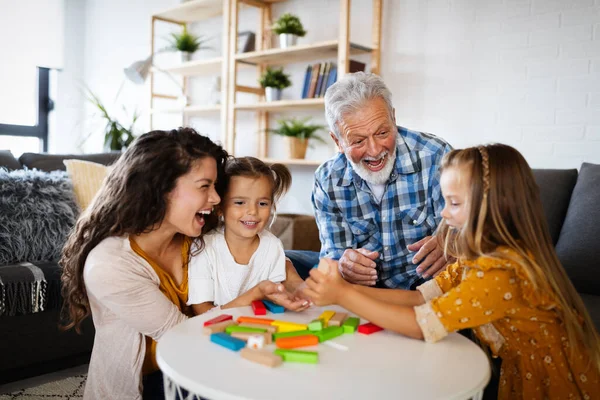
[
  {"left": 275, "top": 334, "right": 319, "bottom": 349},
  {"left": 230, "top": 331, "right": 273, "bottom": 344},
  {"left": 203, "top": 320, "right": 236, "bottom": 335},
  {"left": 237, "top": 316, "right": 275, "bottom": 325},
  {"left": 240, "top": 348, "right": 283, "bottom": 368}
]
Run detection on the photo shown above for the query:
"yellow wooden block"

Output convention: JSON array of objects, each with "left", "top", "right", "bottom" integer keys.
[
  {"left": 271, "top": 321, "right": 308, "bottom": 332},
  {"left": 319, "top": 311, "right": 336, "bottom": 325}
]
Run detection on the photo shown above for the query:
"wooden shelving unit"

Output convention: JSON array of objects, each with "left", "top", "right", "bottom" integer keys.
[{"left": 149, "top": 0, "right": 383, "bottom": 166}]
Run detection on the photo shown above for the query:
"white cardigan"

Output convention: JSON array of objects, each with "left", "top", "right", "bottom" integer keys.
[{"left": 83, "top": 236, "right": 188, "bottom": 399}]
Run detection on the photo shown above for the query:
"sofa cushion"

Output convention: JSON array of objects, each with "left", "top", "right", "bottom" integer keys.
[
  {"left": 532, "top": 168, "right": 578, "bottom": 245},
  {"left": 0, "top": 150, "right": 22, "bottom": 171},
  {"left": 64, "top": 160, "right": 109, "bottom": 210},
  {"left": 0, "top": 169, "right": 78, "bottom": 266},
  {"left": 19, "top": 152, "right": 120, "bottom": 172},
  {"left": 555, "top": 163, "right": 600, "bottom": 295}
]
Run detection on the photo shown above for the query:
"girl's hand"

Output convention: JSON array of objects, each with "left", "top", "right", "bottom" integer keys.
[
  {"left": 257, "top": 281, "right": 310, "bottom": 312},
  {"left": 304, "top": 258, "right": 350, "bottom": 306}
]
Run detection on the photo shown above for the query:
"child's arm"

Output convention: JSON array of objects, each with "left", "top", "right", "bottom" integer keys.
[
  {"left": 192, "top": 302, "right": 216, "bottom": 315},
  {"left": 352, "top": 285, "right": 425, "bottom": 307}
]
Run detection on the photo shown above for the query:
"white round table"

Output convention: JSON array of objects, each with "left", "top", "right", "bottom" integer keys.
[{"left": 157, "top": 305, "right": 490, "bottom": 400}]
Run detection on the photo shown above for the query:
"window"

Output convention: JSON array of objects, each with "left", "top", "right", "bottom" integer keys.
[{"left": 0, "top": 67, "right": 52, "bottom": 155}]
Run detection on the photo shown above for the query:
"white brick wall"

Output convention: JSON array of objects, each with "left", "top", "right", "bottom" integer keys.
[{"left": 386, "top": 0, "right": 600, "bottom": 168}]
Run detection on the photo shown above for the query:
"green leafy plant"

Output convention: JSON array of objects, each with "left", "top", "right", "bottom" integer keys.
[
  {"left": 269, "top": 117, "right": 325, "bottom": 143},
  {"left": 85, "top": 89, "right": 138, "bottom": 151},
  {"left": 272, "top": 13, "right": 307, "bottom": 37},
  {"left": 167, "top": 26, "right": 210, "bottom": 53},
  {"left": 259, "top": 67, "right": 292, "bottom": 89}
]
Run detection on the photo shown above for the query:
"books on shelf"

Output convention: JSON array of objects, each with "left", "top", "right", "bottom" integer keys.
[{"left": 301, "top": 60, "right": 366, "bottom": 99}]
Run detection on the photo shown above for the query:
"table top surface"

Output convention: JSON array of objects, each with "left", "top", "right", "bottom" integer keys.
[{"left": 157, "top": 305, "right": 490, "bottom": 400}]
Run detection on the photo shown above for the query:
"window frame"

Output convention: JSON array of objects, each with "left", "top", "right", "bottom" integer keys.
[{"left": 0, "top": 67, "right": 51, "bottom": 152}]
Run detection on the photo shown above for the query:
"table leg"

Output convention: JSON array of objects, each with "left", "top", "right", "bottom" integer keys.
[
  {"left": 470, "top": 390, "right": 484, "bottom": 400},
  {"left": 162, "top": 373, "right": 203, "bottom": 400}
]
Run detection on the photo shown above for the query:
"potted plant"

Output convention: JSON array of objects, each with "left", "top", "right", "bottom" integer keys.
[
  {"left": 271, "top": 13, "right": 307, "bottom": 49},
  {"left": 86, "top": 89, "right": 139, "bottom": 151},
  {"left": 269, "top": 117, "right": 325, "bottom": 159},
  {"left": 259, "top": 67, "right": 292, "bottom": 102},
  {"left": 167, "top": 26, "right": 211, "bottom": 62}
]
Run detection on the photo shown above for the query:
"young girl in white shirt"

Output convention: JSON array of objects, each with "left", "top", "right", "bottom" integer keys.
[{"left": 187, "top": 156, "right": 293, "bottom": 314}]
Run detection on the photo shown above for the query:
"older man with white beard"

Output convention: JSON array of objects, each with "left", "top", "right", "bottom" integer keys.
[{"left": 286, "top": 72, "right": 452, "bottom": 290}]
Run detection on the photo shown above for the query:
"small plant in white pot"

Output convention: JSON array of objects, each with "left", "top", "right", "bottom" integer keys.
[
  {"left": 259, "top": 67, "right": 291, "bottom": 102},
  {"left": 167, "top": 26, "right": 211, "bottom": 62},
  {"left": 269, "top": 117, "right": 325, "bottom": 159},
  {"left": 272, "top": 13, "right": 306, "bottom": 49}
]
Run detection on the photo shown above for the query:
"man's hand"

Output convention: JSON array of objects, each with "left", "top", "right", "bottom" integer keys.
[
  {"left": 338, "top": 248, "right": 379, "bottom": 286},
  {"left": 304, "top": 259, "right": 350, "bottom": 306},
  {"left": 407, "top": 236, "right": 448, "bottom": 278},
  {"left": 257, "top": 281, "right": 310, "bottom": 312}
]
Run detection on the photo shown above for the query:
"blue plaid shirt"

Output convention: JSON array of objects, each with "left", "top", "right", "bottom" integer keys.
[{"left": 312, "top": 126, "right": 452, "bottom": 289}]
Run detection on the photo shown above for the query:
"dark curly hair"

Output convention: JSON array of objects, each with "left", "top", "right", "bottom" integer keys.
[{"left": 60, "top": 127, "right": 229, "bottom": 332}]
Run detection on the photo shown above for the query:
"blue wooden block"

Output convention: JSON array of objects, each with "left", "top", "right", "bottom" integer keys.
[
  {"left": 262, "top": 299, "right": 285, "bottom": 314},
  {"left": 210, "top": 333, "right": 246, "bottom": 351}
]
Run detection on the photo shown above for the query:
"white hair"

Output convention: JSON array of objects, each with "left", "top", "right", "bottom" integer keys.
[{"left": 324, "top": 72, "right": 394, "bottom": 138}]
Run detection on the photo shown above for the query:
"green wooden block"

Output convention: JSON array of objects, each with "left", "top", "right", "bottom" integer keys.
[
  {"left": 274, "top": 349, "right": 319, "bottom": 364},
  {"left": 225, "top": 325, "right": 267, "bottom": 334},
  {"left": 342, "top": 317, "right": 360, "bottom": 334},
  {"left": 308, "top": 319, "right": 323, "bottom": 331},
  {"left": 272, "top": 330, "right": 311, "bottom": 340},
  {"left": 316, "top": 326, "right": 344, "bottom": 342}
]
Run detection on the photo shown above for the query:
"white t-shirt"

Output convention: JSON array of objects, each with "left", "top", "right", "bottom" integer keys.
[
  {"left": 187, "top": 228, "right": 287, "bottom": 307},
  {"left": 368, "top": 182, "right": 386, "bottom": 203}
]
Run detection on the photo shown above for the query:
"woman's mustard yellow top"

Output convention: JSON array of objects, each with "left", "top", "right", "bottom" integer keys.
[
  {"left": 415, "top": 247, "right": 599, "bottom": 400},
  {"left": 129, "top": 236, "right": 194, "bottom": 375}
]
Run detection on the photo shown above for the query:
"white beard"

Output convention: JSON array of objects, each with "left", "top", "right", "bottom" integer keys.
[{"left": 346, "top": 144, "right": 397, "bottom": 185}]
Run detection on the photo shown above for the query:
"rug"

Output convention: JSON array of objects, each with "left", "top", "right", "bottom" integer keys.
[{"left": 0, "top": 374, "right": 86, "bottom": 399}]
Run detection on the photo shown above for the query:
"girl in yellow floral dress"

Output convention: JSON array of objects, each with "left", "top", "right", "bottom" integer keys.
[{"left": 305, "top": 143, "right": 600, "bottom": 400}]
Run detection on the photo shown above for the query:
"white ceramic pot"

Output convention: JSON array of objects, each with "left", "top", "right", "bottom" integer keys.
[
  {"left": 279, "top": 34, "right": 298, "bottom": 49},
  {"left": 265, "top": 87, "right": 282, "bottom": 102},
  {"left": 179, "top": 51, "right": 192, "bottom": 62}
]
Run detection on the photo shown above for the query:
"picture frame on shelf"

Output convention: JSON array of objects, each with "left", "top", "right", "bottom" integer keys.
[{"left": 237, "top": 31, "right": 256, "bottom": 53}]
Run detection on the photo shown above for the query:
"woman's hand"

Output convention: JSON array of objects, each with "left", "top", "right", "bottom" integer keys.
[
  {"left": 304, "top": 258, "right": 351, "bottom": 306},
  {"left": 257, "top": 281, "right": 310, "bottom": 312}
]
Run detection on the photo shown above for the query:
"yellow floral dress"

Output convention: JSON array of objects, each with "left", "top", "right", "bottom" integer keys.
[{"left": 414, "top": 247, "right": 599, "bottom": 400}]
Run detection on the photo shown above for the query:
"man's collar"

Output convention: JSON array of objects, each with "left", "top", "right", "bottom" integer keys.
[{"left": 337, "top": 126, "right": 421, "bottom": 187}]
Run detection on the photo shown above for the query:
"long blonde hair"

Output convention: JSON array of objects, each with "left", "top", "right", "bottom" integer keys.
[{"left": 437, "top": 143, "right": 600, "bottom": 372}]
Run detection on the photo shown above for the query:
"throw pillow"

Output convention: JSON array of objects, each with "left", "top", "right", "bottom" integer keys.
[
  {"left": 0, "top": 150, "right": 21, "bottom": 171},
  {"left": 63, "top": 159, "right": 109, "bottom": 210},
  {"left": 555, "top": 163, "right": 600, "bottom": 295},
  {"left": 0, "top": 170, "right": 78, "bottom": 266}
]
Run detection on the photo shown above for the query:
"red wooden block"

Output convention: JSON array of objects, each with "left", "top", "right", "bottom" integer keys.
[
  {"left": 252, "top": 300, "right": 267, "bottom": 316},
  {"left": 203, "top": 314, "right": 233, "bottom": 327},
  {"left": 358, "top": 322, "right": 383, "bottom": 335}
]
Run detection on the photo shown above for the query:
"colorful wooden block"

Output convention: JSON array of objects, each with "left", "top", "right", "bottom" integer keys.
[
  {"left": 271, "top": 321, "right": 308, "bottom": 333},
  {"left": 358, "top": 322, "right": 383, "bottom": 335},
  {"left": 239, "top": 322, "right": 277, "bottom": 333},
  {"left": 251, "top": 300, "right": 267, "bottom": 315},
  {"left": 274, "top": 349, "right": 319, "bottom": 364},
  {"left": 203, "top": 320, "right": 236, "bottom": 335},
  {"left": 308, "top": 319, "right": 324, "bottom": 331},
  {"left": 315, "top": 326, "right": 344, "bottom": 342},
  {"left": 342, "top": 317, "right": 360, "bottom": 334},
  {"left": 230, "top": 332, "right": 272, "bottom": 345},
  {"left": 262, "top": 299, "right": 285, "bottom": 314},
  {"left": 225, "top": 325, "right": 267, "bottom": 334},
  {"left": 273, "top": 330, "right": 312, "bottom": 340},
  {"left": 210, "top": 333, "right": 245, "bottom": 351},
  {"left": 328, "top": 312, "right": 348, "bottom": 327},
  {"left": 240, "top": 348, "right": 283, "bottom": 367},
  {"left": 247, "top": 335, "right": 266, "bottom": 349},
  {"left": 237, "top": 316, "right": 275, "bottom": 325},
  {"left": 276, "top": 335, "right": 319, "bottom": 349},
  {"left": 318, "top": 310, "right": 335, "bottom": 326},
  {"left": 203, "top": 314, "right": 233, "bottom": 327}
]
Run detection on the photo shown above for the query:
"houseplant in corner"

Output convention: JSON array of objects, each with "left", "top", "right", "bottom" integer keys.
[
  {"left": 259, "top": 67, "right": 292, "bottom": 102},
  {"left": 86, "top": 89, "right": 139, "bottom": 151},
  {"left": 167, "top": 26, "right": 211, "bottom": 62},
  {"left": 271, "top": 13, "right": 306, "bottom": 48},
  {"left": 269, "top": 117, "right": 325, "bottom": 159}
]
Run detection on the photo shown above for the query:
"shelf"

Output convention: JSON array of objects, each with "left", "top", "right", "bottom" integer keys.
[
  {"left": 235, "top": 98, "right": 325, "bottom": 112},
  {"left": 153, "top": 0, "right": 223, "bottom": 23},
  {"left": 161, "top": 58, "right": 222, "bottom": 77},
  {"left": 262, "top": 158, "right": 323, "bottom": 166},
  {"left": 235, "top": 40, "right": 373, "bottom": 66},
  {"left": 151, "top": 104, "right": 221, "bottom": 116}
]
